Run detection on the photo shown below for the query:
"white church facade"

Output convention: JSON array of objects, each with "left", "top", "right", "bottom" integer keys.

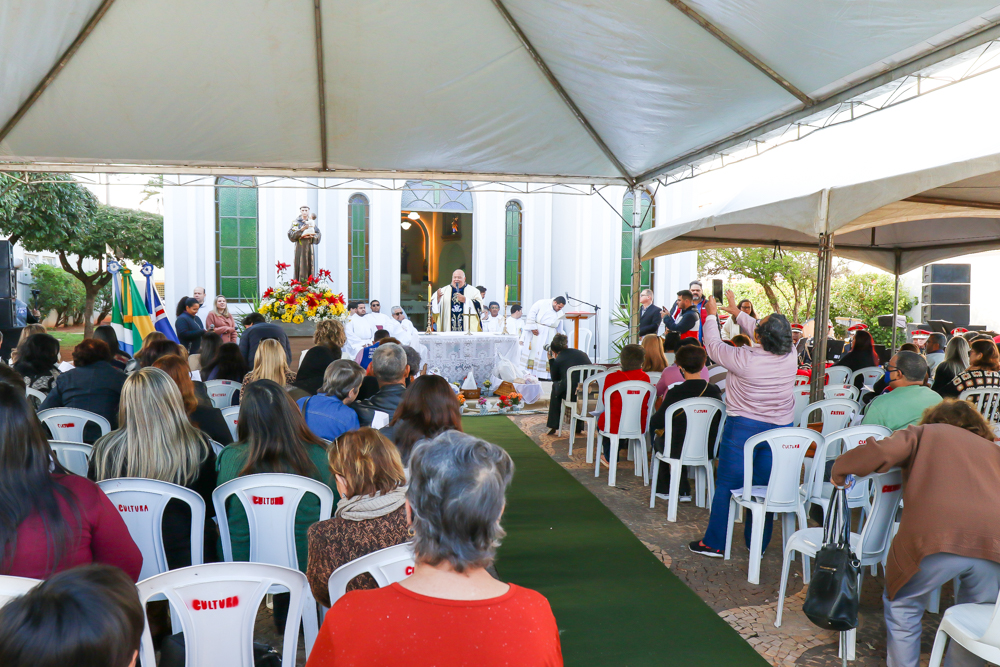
[{"left": 162, "top": 178, "right": 697, "bottom": 362}]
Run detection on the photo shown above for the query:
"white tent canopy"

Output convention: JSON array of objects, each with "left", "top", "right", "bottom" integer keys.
[
  {"left": 3, "top": 1, "right": 1000, "bottom": 184},
  {"left": 640, "top": 65, "right": 1000, "bottom": 273}
]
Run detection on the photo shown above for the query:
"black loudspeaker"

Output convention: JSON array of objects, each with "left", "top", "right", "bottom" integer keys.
[
  {"left": 922, "top": 263, "right": 971, "bottom": 327},
  {"left": 0, "top": 301, "right": 15, "bottom": 329},
  {"left": 0, "top": 241, "right": 13, "bottom": 299}
]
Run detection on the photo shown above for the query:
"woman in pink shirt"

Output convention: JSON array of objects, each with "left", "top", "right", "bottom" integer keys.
[
  {"left": 689, "top": 291, "right": 798, "bottom": 558},
  {"left": 205, "top": 295, "right": 237, "bottom": 343}
]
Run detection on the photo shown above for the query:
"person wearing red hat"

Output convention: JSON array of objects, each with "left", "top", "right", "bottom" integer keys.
[
  {"left": 841, "top": 322, "right": 868, "bottom": 356},
  {"left": 790, "top": 323, "right": 810, "bottom": 365}
]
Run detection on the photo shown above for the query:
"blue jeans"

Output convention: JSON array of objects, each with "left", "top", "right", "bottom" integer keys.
[{"left": 702, "top": 415, "right": 793, "bottom": 552}]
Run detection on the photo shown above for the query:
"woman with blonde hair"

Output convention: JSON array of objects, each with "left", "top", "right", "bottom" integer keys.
[
  {"left": 314, "top": 319, "right": 346, "bottom": 353},
  {"left": 90, "top": 367, "right": 217, "bottom": 566},
  {"left": 9, "top": 323, "right": 46, "bottom": 365},
  {"left": 306, "top": 427, "right": 409, "bottom": 607},
  {"left": 240, "top": 337, "right": 296, "bottom": 400},
  {"left": 205, "top": 295, "right": 237, "bottom": 343},
  {"left": 641, "top": 334, "right": 668, "bottom": 373}
]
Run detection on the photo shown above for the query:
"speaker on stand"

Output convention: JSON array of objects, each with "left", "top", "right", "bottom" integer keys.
[
  {"left": 0, "top": 240, "right": 15, "bottom": 330},
  {"left": 921, "top": 264, "right": 971, "bottom": 329}
]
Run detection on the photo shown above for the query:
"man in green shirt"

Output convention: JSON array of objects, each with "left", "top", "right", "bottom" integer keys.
[{"left": 863, "top": 351, "right": 942, "bottom": 431}]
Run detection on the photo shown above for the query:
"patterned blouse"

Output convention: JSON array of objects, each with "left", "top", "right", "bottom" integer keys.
[
  {"left": 21, "top": 368, "right": 60, "bottom": 393},
  {"left": 305, "top": 506, "right": 410, "bottom": 608},
  {"left": 950, "top": 368, "right": 1000, "bottom": 396}
]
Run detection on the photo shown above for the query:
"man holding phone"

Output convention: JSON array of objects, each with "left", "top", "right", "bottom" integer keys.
[{"left": 660, "top": 289, "right": 700, "bottom": 339}]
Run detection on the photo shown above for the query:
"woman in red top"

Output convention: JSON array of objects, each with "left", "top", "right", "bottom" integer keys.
[
  {"left": 306, "top": 431, "right": 563, "bottom": 667},
  {"left": 0, "top": 380, "right": 142, "bottom": 581}
]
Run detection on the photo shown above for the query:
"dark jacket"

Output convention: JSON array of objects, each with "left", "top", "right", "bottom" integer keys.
[
  {"left": 638, "top": 304, "right": 662, "bottom": 337},
  {"left": 661, "top": 305, "right": 699, "bottom": 334},
  {"left": 175, "top": 312, "right": 205, "bottom": 354},
  {"left": 239, "top": 322, "right": 292, "bottom": 367},
  {"left": 353, "top": 383, "right": 407, "bottom": 427},
  {"left": 39, "top": 361, "right": 127, "bottom": 431},
  {"left": 650, "top": 379, "right": 723, "bottom": 458},
  {"left": 191, "top": 404, "right": 234, "bottom": 446},
  {"left": 550, "top": 348, "right": 593, "bottom": 402}
]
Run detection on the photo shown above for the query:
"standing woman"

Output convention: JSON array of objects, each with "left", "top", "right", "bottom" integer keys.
[
  {"left": 240, "top": 338, "right": 296, "bottom": 400},
  {"left": 90, "top": 367, "right": 218, "bottom": 566},
  {"left": 175, "top": 297, "right": 205, "bottom": 354},
  {"left": 722, "top": 299, "right": 757, "bottom": 340},
  {"left": 206, "top": 295, "right": 237, "bottom": 344},
  {"left": 0, "top": 382, "right": 142, "bottom": 580}
]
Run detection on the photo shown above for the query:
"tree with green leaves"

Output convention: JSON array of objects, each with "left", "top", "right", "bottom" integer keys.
[
  {"left": 31, "top": 264, "right": 86, "bottom": 327},
  {"left": 830, "top": 273, "right": 915, "bottom": 346},
  {"left": 0, "top": 172, "right": 163, "bottom": 338},
  {"left": 699, "top": 247, "right": 845, "bottom": 323}
]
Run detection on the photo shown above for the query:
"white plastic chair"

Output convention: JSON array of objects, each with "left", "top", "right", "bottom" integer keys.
[
  {"left": 137, "top": 562, "right": 307, "bottom": 667},
  {"left": 724, "top": 427, "right": 822, "bottom": 585},
  {"left": 824, "top": 366, "right": 852, "bottom": 386},
  {"left": 801, "top": 425, "right": 892, "bottom": 520},
  {"left": 49, "top": 440, "right": 93, "bottom": 476},
  {"left": 213, "top": 473, "right": 335, "bottom": 654},
  {"left": 576, "top": 328, "right": 592, "bottom": 354},
  {"left": 204, "top": 379, "right": 241, "bottom": 408},
  {"left": 792, "top": 387, "right": 813, "bottom": 426},
  {"left": 929, "top": 580, "right": 1000, "bottom": 667},
  {"left": 850, "top": 366, "right": 885, "bottom": 390},
  {"left": 646, "top": 371, "right": 662, "bottom": 387},
  {"left": 777, "top": 468, "right": 903, "bottom": 627},
  {"left": 824, "top": 384, "right": 860, "bottom": 401},
  {"left": 959, "top": 387, "right": 1000, "bottom": 426},
  {"left": 796, "top": 398, "right": 859, "bottom": 436},
  {"left": 37, "top": 408, "right": 111, "bottom": 442},
  {"left": 793, "top": 376, "right": 810, "bottom": 386},
  {"left": 649, "top": 397, "right": 726, "bottom": 521},
  {"left": 25, "top": 387, "right": 46, "bottom": 407},
  {"left": 707, "top": 365, "right": 728, "bottom": 381},
  {"left": 558, "top": 364, "right": 603, "bottom": 446},
  {"left": 209, "top": 439, "right": 225, "bottom": 457},
  {"left": 574, "top": 370, "right": 614, "bottom": 464},
  {"left": 98, "top": 478, "right": 206, "bottom": 581},
  {"left": 221, "top": 405, "right": 240, "bottom": 442},
  {"left": 594, "top": 380, "right": 656, "bottom": 487},
  {"left": 0, "top": 575, "right": 40, "bottom": 608},
  {"left": 328, "top": 542, "right": 415, "bottom": 606}
]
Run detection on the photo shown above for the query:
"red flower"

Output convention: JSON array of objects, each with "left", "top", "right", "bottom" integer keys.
[
  {"left": 318, "top": 269, "right": 331, "bottom": 280},
  {"left": 292, "top": 284, "right": 307, "bottom": 294},
  {"left": 276, "top": 262, "right": 290, "bottom": 273},
  {"left": 262, "top": 287, "right": 274, "bottom": 299},
  {"left": 307, "top": 274, "right": 318, "bottom": 285},
  {"left": 284, "top": 294, "right": 297, "bottom": 306},
  {"left": 306, "top": 294, "right": 321, "bottom": 309},
  {"left": 289, "top": 278, "right": 300, "bottom": 286}
]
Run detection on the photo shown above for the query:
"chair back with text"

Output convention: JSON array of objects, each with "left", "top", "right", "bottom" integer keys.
[
  {"left": 824, "top": 366, "right": 852, "bottom": 386},
  {"left": 959, "top": 388, "right": 1000, "bottom": 426},
  {"left": 213, "top": 473, "right": 334, "bottom": 569},
  {"left": 328, "top": 543, "right": 415, "bottom": 606},
  {"left": 204, "top": 380, "right": 240, "bottom": 409},
  {"left": 600, "top": 381, "right": 655, "bottom": 438},
  {"left": 221, "top": 405, "right": 240, "bottom": 442},
  {"left": 810, "top": 425, "right": 892, "bottom": 510},
  {"left": 797, "top": 398, "right": 859, "bottom": 435},
  {"left": 850, "top": 366, "right": 885, "bottom": 389},
  {"left": 856, "top": 468, "right": 904, "bottom": 563},
  {"left": 661, "top": 397, "right": 726, "bottom": 465},
  {"left": 742, "top": 428, "right": 821, "bottom": 513},
  {"left": 98, "top": 478, "right": 206, "bottom": 581},
  {"left": 824, "top": 384, "right": 860, "bottom": 401},
  {"left": 49, "top": 440, "right": 93, "bottom": 476},
  {"left": 37, "top": 408, "right": 111, "bottom": 443},
  {"left": 137, "top": 562, "right": 306, "bottom": 667}
]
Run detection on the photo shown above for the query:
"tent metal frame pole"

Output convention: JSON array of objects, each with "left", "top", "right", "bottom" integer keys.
[
  {"left": 809, "top": 232, "right": 834, "bottom": 403},
  {"left": 313, "top": 0, "right": 329, "bottom": 171},
  {"left": 629, "top": 186, "right": 642, "bottom": 344},
  {"left": 891, "top": 249, "right": 902, "bottom": 355}
]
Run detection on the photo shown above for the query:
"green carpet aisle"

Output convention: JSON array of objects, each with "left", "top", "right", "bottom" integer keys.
[{"left": 462, "top": 417, "right": 766, "bottom": 667}]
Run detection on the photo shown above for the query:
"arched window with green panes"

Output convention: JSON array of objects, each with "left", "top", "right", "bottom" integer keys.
[
  {"left": 504, "top": 201, "right": 522, "bottom": 304},
  {"left": 348, "top": 194, "right": 370, "bottom": 300},
  {"left": 215, "top": 177, "right": 258, "bottom": 302},
  {"left": 620, "top": 190, "right": 654, "bottom": 303}
]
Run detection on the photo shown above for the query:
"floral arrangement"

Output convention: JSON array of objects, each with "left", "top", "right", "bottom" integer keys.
[
  {"left": 457, "top": 394, "right": 466, "bottom": 406},
  {"left": 506, "top": 392, "right": 523, "bottom": 407},
  {"left": 478, "top": 397, "right": 488, "bottom": 407},
  {"left": 498, "top": 394, "right": 512, "bottom": 409},
  {"left": 258, "top": 264, "right": 347, "bottom": 324}
]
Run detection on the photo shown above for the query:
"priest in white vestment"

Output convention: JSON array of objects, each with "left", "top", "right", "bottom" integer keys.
[
  {"left": 519, "top": 297, "right": 567, "bottom": 379},
  {"left": 344, "top": 302, "right": 375, "bottom": 359},
  {"left": 365, "top": 299, "right": 398, "bottom": 336},
  {"left": 505, "top": 304, "right": 524, "bottom": 337},
  {"left": 482, "top": 302, "right": 504, "bottom": 333},
  {"left": 431, "top": 269, "right": 483, "bottom": 332},
  {"left": 389, "top": 306, "right": 420, "bottom": 346}
]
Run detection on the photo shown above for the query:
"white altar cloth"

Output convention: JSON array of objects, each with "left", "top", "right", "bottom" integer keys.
[{"left": 418, "top": 333, "right": 519, "bottom": 387}]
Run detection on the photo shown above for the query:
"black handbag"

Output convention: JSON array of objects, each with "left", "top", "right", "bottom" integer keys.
[{"left": 802, "top": 486, "right": 861, "bottom": 631}]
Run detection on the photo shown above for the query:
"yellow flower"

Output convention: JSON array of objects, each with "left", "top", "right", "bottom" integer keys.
[
  {"left": 258, "top": 305, "right": 269, "bottom": 314},
  {"left": 293, "top": 315, "right": 304, "bottom": 324}
]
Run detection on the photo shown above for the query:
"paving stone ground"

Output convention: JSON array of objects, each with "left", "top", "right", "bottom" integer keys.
[{"left": 509, "top": 412, "right": 958, "bottom": 667}]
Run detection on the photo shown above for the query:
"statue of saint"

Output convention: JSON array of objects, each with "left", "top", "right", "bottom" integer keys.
[{"left": 288, "top": 205, "right": 321, "bottom": 283}]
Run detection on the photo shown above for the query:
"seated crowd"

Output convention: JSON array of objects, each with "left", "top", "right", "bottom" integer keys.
[{"left": 0, "top": 315, "right": 564, "bottom": 666}]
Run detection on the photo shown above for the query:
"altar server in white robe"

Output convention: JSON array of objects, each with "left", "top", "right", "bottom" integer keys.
[
  {"left": 389, "top": 306, "right": 420, "bottom": 346},
  {"left": 344, "top": 301, "right": 375, "bottom": 359},
  {"left": 431, "top": 269, "right": 483, "bottom": 332},
  {"left": 365, "top": 299, "right": 398, "bottom": 336},
  {"left": 482, "top": 302, "right": 505, "bottom": 333},
  {"left": 519, "top": 297, "right": 567, "bottom": 379},
  {"left": 505, "top": 304, "right": 524, "bottom": 337}
]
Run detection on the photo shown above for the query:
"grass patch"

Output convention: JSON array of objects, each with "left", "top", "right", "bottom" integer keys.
[{"left": 47, "top": 330, "right": 84, "bottom": 347}]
